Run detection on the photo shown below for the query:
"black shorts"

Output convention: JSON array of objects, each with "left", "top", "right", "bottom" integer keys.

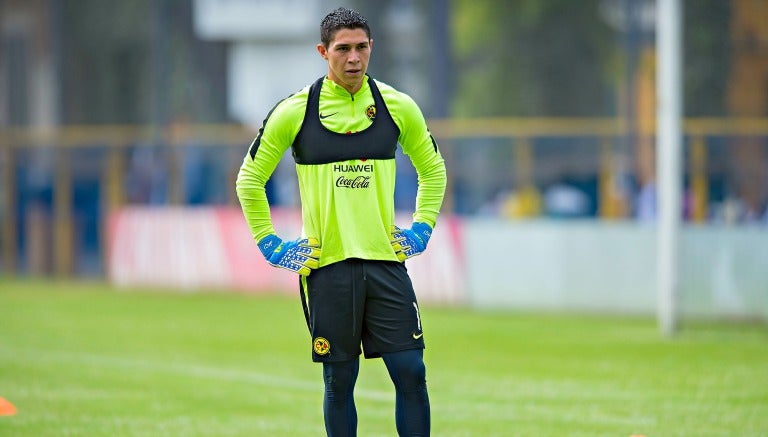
[{"left": 299, "top": 258, "right": 425, "bottom": 362}]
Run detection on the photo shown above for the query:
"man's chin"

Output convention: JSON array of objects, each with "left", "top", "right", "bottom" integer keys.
[{"left": 342, "top": 76, "right": 364, "bottom": 87}]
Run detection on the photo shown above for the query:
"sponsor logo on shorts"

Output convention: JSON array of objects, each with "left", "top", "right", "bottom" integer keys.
[
  {"left": 313, "top": 337, "right": 330, "bottom": 355},
  {"left": 412, "top": 331, "right": 424, "bottom": 340}
]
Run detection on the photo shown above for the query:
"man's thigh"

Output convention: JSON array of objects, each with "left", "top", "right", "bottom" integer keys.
[
  {"left": 360, "top": 261, "right": 425, "bottom": 358},
  {"left": 301, "top": 259, "right": 363, "bottom": 362}
]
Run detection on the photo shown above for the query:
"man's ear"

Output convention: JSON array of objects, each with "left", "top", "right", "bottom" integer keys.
[{"left": 317, "top": 43, "right": 328, "bottom": 60}]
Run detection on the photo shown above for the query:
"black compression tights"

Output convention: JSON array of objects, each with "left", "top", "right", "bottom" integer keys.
[
  {"left": 322, "top": 349, "right": 430, "bottom": 437},
  {"left": 323, "top": 357, "right": 359, "bottom": 437},
  {"left": 382, "top": 349, "right": 431, "bottom": 436}
]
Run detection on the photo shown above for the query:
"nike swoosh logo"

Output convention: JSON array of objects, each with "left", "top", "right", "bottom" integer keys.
[
  {"left": 319, "top": 112, "right": 338, "bottom": 119},
  {"left": 412, "top": 332, "right": 424, "bottom": 339}
]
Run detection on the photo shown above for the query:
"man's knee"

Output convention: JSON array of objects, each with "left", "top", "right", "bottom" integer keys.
[
  {"left": 383, "top": 349, "right": 427, "bottom": 392},
  {"left": 323, "top": 359, "right": 360, "bottom": 395}
]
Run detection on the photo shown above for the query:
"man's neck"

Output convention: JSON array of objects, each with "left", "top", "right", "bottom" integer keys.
[{"left": 328, "top": 76, "right": 366, "bottom": 95}]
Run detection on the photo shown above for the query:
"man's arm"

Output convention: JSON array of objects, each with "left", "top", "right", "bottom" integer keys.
[
  {"left": 236, "top": 129, "right": 285, "bottom": 243},
  {"left": 236, "top": 94, "right": 304, "bottom": 242},
  {"left": 387, "top": 90, "right": 447, "bottom": 261},
  {"left": 236, "top": 93, "right": 321, "bottom": 275},
  {"left": 396, "top": 93, "right": 447, "bottom": 228}
]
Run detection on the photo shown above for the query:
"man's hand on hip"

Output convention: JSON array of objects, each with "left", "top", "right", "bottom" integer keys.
[
  {"left": 257, "top": 235, "right": 321, "bottom": 276},
  {"left": 390, "top": 222, "right": 432, "bottom": 262}
]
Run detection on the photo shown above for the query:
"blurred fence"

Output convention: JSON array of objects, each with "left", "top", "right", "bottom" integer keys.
[
  {"left": 1, "top": 123, "right": 253, "bottom": 277},
  {"left": 1, "top": 117, "right": 768, "bottom": 278}
]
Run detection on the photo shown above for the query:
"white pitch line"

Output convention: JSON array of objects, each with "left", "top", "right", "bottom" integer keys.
[{"left": 1, "top": 347, "right": 393, "bottom": 402}]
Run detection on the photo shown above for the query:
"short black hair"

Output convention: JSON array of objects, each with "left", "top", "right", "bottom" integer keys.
[{"left": 320, "top": 7, "right": 371, "bottom": 48}]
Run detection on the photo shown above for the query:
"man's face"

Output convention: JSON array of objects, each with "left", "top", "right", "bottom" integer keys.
[{"left": 317, "top": 28, "right": 372, "bottom": 94}]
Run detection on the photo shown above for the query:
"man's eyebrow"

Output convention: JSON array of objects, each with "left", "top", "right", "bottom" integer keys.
[{"left": 334, "top": 41, "right": 369, "bottom": 48}]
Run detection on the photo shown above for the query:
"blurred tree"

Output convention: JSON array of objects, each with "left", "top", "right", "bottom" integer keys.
[
  {"left": 450, "top": 0, "right": 616, "bottom": 117},
  {"left": 450, "top": 0, "right": 732, "bottom": 118},
  {"left": 53, "top": 0, "right": 733, "bottom": 124},
  {"left": 684, "top": 0, "right": 730, "bottom": 117},
  {"left": 58, "top": 0, "right": 228, "bottom": 125}
]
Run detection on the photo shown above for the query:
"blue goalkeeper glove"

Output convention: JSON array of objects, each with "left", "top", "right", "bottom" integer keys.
[
  {"left": 257, "top": 235, "right": 321, "bottom": 276},
  {"left": 390, "top": 222, "right": 433, "bottom": 262}
]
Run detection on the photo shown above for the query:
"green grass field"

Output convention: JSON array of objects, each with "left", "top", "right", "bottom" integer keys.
[{"left": 1, "top": 280, "right": 766, "bottom": 436}]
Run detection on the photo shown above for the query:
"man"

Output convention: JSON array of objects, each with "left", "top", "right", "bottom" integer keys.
[{"left": 236, "top": 7, "right": 446, "bottom": 436}]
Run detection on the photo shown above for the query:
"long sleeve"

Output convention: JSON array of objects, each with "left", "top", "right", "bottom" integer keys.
[
  {"left": 392, "top": 93, "right": 447, "bottom": 228},
  {"left": 235, "top": 137, "right": 283, "bottom": 243},
  {"left": 235, "top": 93, "right": 306, "bottom": 242}
]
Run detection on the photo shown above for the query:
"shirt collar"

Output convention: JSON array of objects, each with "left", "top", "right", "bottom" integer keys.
[{"left": 323, "top": 76, "right": 370, "bottom": 98}]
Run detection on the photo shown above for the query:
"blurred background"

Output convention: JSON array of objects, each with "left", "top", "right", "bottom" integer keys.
[{"left": 0, "top": 0, "right": 766, "bottom": 320}]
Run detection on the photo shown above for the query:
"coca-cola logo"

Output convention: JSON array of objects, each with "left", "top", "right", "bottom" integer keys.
[{"left": 336, "top": 175, "right": 371, "bottom": 188}]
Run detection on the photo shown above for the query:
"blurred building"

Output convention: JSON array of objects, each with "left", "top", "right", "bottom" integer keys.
[
  {"left": 192, "top": 0, "right": 327, "bottom": 127},
  {"left": 1, "top": 0, "right": 58, "bottom": 127}
]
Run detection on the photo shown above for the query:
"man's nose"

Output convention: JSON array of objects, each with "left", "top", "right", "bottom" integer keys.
[{"left": 348, "top": 49, "right": 360, "bottom": 62}]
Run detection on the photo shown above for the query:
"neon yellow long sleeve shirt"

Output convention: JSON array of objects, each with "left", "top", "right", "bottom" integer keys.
[{"left": 236, "top": 76, "right": 446, "bottom": 267}]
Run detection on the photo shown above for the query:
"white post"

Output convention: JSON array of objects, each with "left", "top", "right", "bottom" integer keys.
[{"left": 656, "top": 0, "right": 683, "bottom": 336}]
